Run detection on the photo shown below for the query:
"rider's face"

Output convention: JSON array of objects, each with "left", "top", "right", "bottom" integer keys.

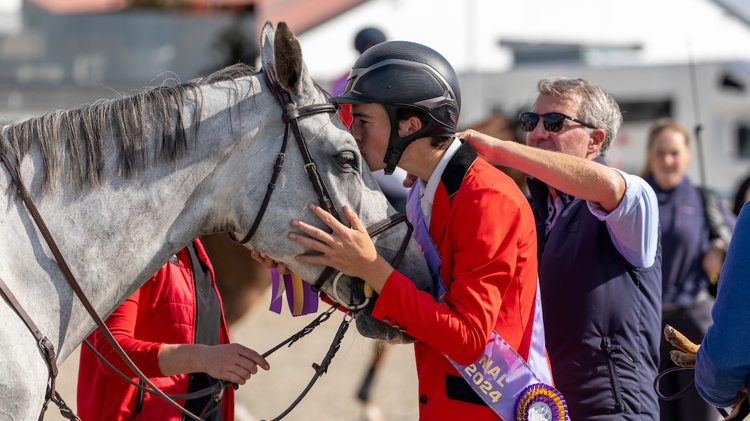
[{"left": 349, "top": 103, "right": 390, "bottom": 171}]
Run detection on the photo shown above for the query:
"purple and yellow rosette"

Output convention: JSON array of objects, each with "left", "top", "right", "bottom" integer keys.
[{"left": 514, "top": 383, "right": 568, "bottom": 421}]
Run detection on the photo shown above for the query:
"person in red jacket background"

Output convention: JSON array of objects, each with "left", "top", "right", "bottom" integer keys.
[
  {"left": 256, "top": 42, "right": 562, "bottom": 420},
  {"left": 77, "top": 238, "right": 269, "bottom": 421}
]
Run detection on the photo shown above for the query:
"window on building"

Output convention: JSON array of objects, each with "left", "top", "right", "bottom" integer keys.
[{"left": 616, "top": 99, "right": 672, "bottom": 122}]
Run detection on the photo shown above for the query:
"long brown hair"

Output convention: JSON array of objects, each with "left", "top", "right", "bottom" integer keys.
[{"left": 640, "top": 117, "right": 690, "bottom": 177}]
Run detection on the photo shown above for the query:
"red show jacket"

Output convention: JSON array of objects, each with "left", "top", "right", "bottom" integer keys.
[
  {"left": 77, "top": 238, "right": 234, "bottom": 421},
  {"left": 372, "top": 143, "right": 540, "bottom": 420}
]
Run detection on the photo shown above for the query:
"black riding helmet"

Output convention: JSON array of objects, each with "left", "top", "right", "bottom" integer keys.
[{"left": 334, "top": 41, "right": 461, "bottom": 174}]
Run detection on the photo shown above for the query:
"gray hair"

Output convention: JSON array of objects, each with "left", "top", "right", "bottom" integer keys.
[{"left": 537, "top": 77, "right": 622, "bottom": 157}]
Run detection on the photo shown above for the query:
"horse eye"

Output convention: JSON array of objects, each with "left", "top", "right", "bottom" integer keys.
[{"left": 337, "top": 151, "right": 357, "bottom": 169}]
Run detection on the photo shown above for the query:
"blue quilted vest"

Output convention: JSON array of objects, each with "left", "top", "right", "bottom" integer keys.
[{"left": 527, "top": 160, "right": 662, "bottom": 421}]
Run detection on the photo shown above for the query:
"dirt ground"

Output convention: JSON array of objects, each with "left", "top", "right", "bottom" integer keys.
[
  {"left": 41, "top": 294, "right": 735, "bottom": 421},
  {"left": 46, "top": 296, "right": 420, "bottom": 421}
]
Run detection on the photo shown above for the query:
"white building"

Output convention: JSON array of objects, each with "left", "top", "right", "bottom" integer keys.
[{"left": 297, "top": 0, "right": 750, "bottom": 199}]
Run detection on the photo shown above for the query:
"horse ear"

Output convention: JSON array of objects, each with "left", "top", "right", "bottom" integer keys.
[
  {"left": 274, "top": 22, "right": 309, "bottom": 96},
  {"left": 260, "top": 21, "right": 275, "bottom": 68}
]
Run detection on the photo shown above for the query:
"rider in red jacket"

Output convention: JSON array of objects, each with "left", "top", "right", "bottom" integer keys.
[
  {"left": 258, "top": 42, "right": 554, "bottom": 421},
  {"left": 77, "top": 238, "right": 268, "bottom": 421}
]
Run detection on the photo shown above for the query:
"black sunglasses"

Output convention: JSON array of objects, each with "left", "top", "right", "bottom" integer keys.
[{"left": 519, "top": 112, "right": 597, "bottom": 133}]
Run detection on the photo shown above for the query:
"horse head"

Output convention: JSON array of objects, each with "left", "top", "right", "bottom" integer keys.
[{"left": 232, "top": 22, "right": 433, "bottom": 344}]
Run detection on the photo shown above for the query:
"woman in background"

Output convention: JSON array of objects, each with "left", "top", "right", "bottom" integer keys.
[{"left": 642, "top": 118, "right": 734, "bottom": 421}]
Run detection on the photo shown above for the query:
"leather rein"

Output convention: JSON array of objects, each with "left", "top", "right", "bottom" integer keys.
[
  {"left": 654, "top": 366, "right": 750, "bottom": 419},
  {"left": 0, "top": 61, "right": 413, "bottom": 421},
  {"left": 0, "top": 155, "right": 215, "bottom": 420}
]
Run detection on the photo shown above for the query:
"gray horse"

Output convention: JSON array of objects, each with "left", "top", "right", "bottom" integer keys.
[{"left": 0, "top": 22, "right": 431, "bottom": 420}]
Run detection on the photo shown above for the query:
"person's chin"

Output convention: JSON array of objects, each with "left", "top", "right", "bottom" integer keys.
[{"left": 365, "top": 159, "right": 386, "bottom": 172}]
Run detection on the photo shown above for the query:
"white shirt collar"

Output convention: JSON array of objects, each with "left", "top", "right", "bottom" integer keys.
[{"left": 420, "top": 137, "right": 462, "bottom": 213}]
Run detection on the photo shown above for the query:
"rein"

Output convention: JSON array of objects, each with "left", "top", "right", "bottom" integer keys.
[
  {"left": 0, "top": 149, "right": 209, "bottom": 421},
  {"left": 0, "top": 138, "right": 353, "bottom": 421},
  {"left": 82, "top": 303, "right": 347, "bottom": 421},
  {"left": 653, "top": 366, "right": 695, "bottom": 402},
  {"left": 654, "top": 366, "right": 750, "bottom": 419}
]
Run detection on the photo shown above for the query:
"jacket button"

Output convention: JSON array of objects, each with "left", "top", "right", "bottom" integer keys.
[
  {"left": 419, "top": 395, "right": 428, "bottom": 404},
  {"left": 383, "top": 317, "right": 391, "bottom": 323}
]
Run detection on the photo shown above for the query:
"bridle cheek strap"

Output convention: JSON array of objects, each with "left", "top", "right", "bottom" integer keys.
[
  {"left": 229, "top": 61, "right": 414, "bottom": 308},
  {"left": 228, "top": 62, "right": 338, "bottom": 245}
]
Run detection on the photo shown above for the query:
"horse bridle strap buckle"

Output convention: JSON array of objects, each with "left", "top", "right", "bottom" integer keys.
[{"left": 0, "top": 272, "right": 72, "bottom": 421}]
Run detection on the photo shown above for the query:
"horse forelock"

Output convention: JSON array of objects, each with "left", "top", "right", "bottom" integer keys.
[{"left": 0, "top": 63, "right": 259, "bottom": 194}]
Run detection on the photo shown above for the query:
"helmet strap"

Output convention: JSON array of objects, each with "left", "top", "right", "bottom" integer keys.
[{"left": 382, "top": 104, "right": 444, "bottom": 175}]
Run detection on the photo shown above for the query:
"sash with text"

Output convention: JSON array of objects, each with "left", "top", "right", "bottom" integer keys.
[{"left": 406, "top": 184, "right": 569, "bottom": 421}]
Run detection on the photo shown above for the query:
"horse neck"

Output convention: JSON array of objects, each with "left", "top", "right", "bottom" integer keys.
[{"left": 2, "top": 75, "right": 273, "bottom": 361}]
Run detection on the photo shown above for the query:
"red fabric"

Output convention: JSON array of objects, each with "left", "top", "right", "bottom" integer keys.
[
  {"left": 338, "top": 103, "right": 352, "bottom": 128},
  {"left": 371, "top": 158, "right": 539, "bottom": 420},
  {"left": 77, "top": 238, "right": 234, "bottom": 421},
  {"left": 329, "top": 71, "right": 352, "bottom": 128}
]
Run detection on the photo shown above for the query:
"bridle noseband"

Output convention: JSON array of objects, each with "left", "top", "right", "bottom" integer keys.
[{"left": 229, "top": 61, "right": 413, "bottom": 311}]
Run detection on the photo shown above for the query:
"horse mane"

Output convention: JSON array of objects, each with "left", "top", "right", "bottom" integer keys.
[{"left": 0, "top": 63, "right": 258, "bottom": 194}]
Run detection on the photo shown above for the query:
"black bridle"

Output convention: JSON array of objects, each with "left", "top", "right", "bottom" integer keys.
[{"left": 228, "top": 61, "right": 413, "bottom": 309}]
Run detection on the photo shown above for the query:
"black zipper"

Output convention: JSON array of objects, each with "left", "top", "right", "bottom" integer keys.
[{"left": 602, "top": 337, "right": 627, "bottom": 413}]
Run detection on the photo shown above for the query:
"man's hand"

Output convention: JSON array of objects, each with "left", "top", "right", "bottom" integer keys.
[
  {"left": 664, "top": 325, "right": 749, "bottom": 420},
  {"left": 664, "top": 324, "right": 699, "bottom": 367},
  {"left": 703, "top": 239, "right": 727, "bottom": 280},
  {"left": 402, "top": 172, "right": 417, "bottom": 189},
  {"left": 457, "top": 129, "right": 503, "bottom": 165},
  {"left": 158, "top": 343, "right": 270, "bottom": 385},
  {"left": 250, "top": 250, "right": 291, "bottom": 275}
]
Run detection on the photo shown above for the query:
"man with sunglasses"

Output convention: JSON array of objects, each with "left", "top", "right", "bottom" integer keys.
[{"left": 462, "top": 77, "right": 661, "bottom": 420}]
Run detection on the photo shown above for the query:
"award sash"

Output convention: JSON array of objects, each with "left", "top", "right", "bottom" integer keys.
[{"left": 406, "top": 183, "right": 569, "bottom": 421}]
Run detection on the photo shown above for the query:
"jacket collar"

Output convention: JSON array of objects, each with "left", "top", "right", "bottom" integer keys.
[{"left": 430, "top": 140, "right": 478, "bottom": 247}]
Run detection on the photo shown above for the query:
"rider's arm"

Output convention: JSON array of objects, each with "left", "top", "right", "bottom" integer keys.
[
  {"left": 371, "top": 186, "right": 537, "bottom": 364},
  {"left": 695, "top": 205, "right": 750, "bottom": 407},
  {"left": 91, "top": 285, "right": 165, "bottom": 378}
]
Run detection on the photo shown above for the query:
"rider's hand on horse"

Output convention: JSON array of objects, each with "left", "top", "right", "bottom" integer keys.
[
  {"left": 664, "top": 325, "right": 749, "bottom": 420},
  {"left": 250, "top": 250, "right": 292, "bottom": 275},
  {"left": 158, "top": 343, "right": 270, "bottom": 385},
  {"left": 289, "top": 203, "right": 393, "bottom": 293}
]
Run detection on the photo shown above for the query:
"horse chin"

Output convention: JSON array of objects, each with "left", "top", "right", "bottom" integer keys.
[{"left": 354, "top": 300, "right": 418, "bottom": 345}]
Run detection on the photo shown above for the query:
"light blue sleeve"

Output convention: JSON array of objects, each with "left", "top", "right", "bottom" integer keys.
[
  {"left": 695, "top": 204, "right": 750, "bottom": 408},
  {"left": 586, "top": 168, "right": 659, "bottom": 268}
]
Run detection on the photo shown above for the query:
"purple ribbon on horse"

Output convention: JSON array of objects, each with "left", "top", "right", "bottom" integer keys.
[{"left": 269, "top": 269, "right": 319, "bottom": 316}]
